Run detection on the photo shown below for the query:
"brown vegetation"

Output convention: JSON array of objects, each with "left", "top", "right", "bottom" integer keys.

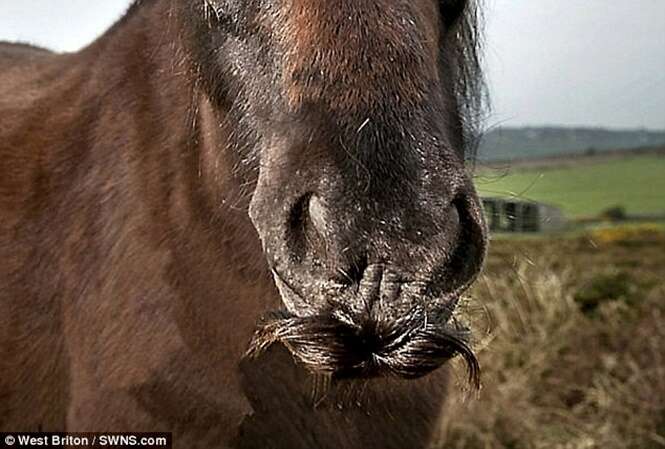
[{"left": 440, "top": 228, "right": 665, "bottom": 448}]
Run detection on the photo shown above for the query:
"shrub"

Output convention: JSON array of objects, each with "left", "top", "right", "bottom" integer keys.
[
  {"left": 573, "top": 271, "right": 635, "bottom": 314},
  {"left": 599, "top": 206, "right": 627, "bottom": 221},
  {"left": 439, "top": 254, "right": 665, "bottom": 449}
]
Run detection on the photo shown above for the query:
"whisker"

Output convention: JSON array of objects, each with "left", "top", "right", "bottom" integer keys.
[{"left": 245, "top": 308, "right": 481, "bottom": 389}]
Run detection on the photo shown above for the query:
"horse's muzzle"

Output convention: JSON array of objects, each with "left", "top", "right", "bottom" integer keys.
[{"left": 246, "top": 265, "right": 480, "bottom": 386}]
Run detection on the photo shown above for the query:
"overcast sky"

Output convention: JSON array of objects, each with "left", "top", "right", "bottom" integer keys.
[{"left": 1, "top": 0, "right": 663, "bottom": 130}]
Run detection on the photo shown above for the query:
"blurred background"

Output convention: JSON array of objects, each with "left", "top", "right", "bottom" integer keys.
[{"left": 2, "top": 1, "right": 664, "bottom": 447}]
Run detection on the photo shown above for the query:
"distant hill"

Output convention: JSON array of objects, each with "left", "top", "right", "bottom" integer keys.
[{"left": 478, "top": 127, "right": 665, "bottom": 161}]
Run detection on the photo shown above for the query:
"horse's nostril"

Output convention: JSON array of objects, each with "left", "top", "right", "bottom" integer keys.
[
  {"left": 286, "top": 193, "right": 331, "bottom": 264},
  {"left": 286, "top": 193, "right": 314, "bottom": 262},
  {"left": 435, "top": 192, "right": 487, "bottom": 294},
  {"left": 288, "top": 193, "right": 312, "bottom": 233},
  {"left": 288, "top": 193, "right": 370, "bottom": 285}
]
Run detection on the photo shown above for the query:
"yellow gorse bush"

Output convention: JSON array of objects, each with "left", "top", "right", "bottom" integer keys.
[{"left": 589, "top": 223, "right": 664, "bottom": 244}]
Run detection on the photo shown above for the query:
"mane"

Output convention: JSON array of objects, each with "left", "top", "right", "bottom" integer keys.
[
  {"left": 446, "top": 0, "right": 488, "bottom": 161},
  {"left": 1, "top": 3, "right": 156, "bottom": 57},
  {"left": 0, "top": 41, "right": 53, "bottom": 65},
  {"left": 0, "top": 41, "right": 52, "bottom": 53}
]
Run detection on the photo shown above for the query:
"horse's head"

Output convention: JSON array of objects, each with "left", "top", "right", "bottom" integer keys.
[{"left": 183, "top": 0, "right": 487, "bottom": 381}]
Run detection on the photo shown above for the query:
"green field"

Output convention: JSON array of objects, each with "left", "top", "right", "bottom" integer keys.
[{"left": 474, "top": 156, "right": 665, "bottom": 218}]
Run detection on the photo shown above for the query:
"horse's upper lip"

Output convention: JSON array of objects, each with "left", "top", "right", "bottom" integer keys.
[
  {"left": 270, "top": 267, "right": 462, "bottom": 320},
  {"left": 248, "top": 267, "right": 479, "bottom": 384},
  {"left": 267, "top": 266, "right": 469, "bottom": 358}
]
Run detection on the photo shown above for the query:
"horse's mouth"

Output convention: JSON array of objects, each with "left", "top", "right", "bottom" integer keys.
[{"left": 245, "top": 302, "right": 480, "bottom": 387}]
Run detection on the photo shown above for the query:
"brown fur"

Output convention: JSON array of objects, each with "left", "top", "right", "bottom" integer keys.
[{"left": 0, "top": 1, "right": 486, "bottom": 447}]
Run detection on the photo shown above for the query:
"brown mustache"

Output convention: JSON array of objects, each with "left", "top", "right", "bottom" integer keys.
[{"left": 246, "top": 307, "right": 480, "bottom": 388}]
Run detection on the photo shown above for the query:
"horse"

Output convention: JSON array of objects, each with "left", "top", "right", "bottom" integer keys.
[{"left": 0, "top": 1, "right": 487, "bottom": 447}]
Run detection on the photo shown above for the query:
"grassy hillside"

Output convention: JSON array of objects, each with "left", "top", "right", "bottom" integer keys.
[
  {"left": 478, "top": 127, "right": 665, "bottom": 161},
  {"left": 475, "top": 156, "right": 665, "bottom": 218}
]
